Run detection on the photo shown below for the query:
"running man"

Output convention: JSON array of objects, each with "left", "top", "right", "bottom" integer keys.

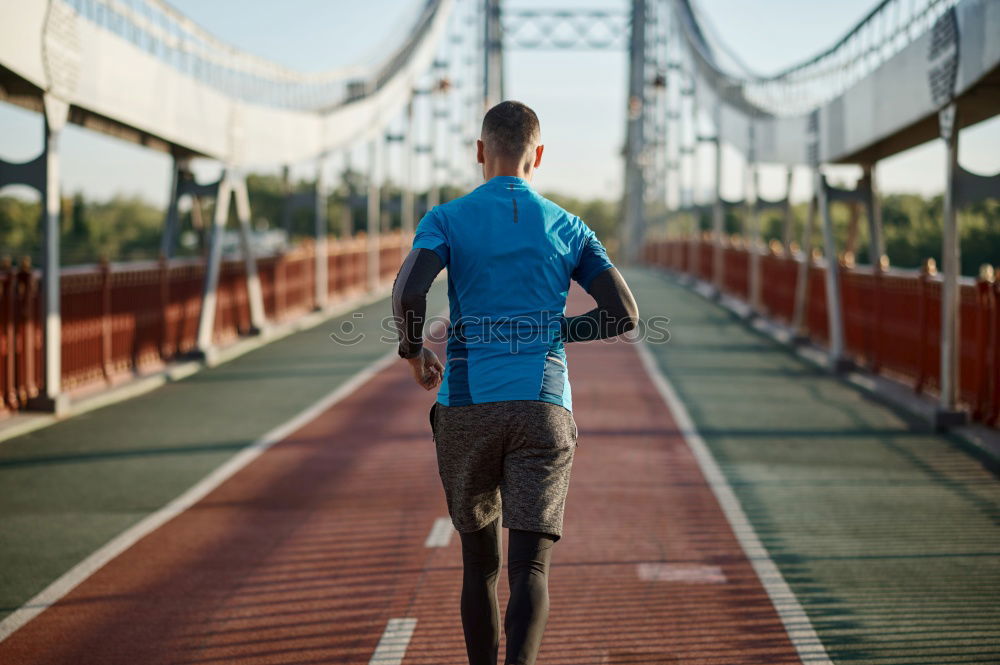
[{"left": 391, "top": 100, "right": 638, "bottom": 664}]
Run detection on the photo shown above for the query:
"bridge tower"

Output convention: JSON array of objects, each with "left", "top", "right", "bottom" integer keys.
[
  {"left": 621, "top": 0, "right": 648, "bottom": 266},
  {"left": 482, "top": 0, "right": 651, "bottom": 264},
  {"left": 482, "top": 0, "right": 504, "bottom": 109}
]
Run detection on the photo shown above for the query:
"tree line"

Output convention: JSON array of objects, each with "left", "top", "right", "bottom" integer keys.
[
  {"left": 649, "top": 193, "right": 999, "bottom": 277},
  {"left": 0, "top": 173, "right": 996, "bottom": 277}
]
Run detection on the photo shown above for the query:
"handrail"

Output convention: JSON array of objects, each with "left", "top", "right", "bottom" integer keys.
[
  {"left": 61, "top": 0, "right": 442, "bottom": 111},
  {"left": 675, "top": 0, "right": 957, "bottom": 116}
]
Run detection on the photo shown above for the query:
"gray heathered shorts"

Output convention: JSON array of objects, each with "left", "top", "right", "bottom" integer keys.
[{"left": 430, "top": 400, "right": 578, "bottom": 540}]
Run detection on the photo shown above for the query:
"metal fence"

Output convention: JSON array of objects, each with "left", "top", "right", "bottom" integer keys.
[
  {"left": 643, "top": 238, "right": 999, "bottom": 427},
  {"left": 0, "top": 232, "right": 407, "bottom": 418}
]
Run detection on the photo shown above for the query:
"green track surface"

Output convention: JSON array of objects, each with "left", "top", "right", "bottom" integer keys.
[
  {"left": 0, "top": 288, "right": 447, "bottom": 621},
  {"left": 628, "top": 268, "right": 1000, "bottom": 665}
]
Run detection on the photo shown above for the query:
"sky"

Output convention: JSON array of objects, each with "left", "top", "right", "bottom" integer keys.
[{"left": 1, "top": 0, "right": 997, "bottom": 208}]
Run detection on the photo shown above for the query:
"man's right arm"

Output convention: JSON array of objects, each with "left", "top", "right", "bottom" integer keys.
[
  {"left": 392, "top": 248, "right": 444, "bottom": 358},
  {"left": 562, "top": 267, "right": 639, "bottom": 343}
]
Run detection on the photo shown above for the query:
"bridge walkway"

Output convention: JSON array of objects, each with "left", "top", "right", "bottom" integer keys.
[{"left": 0, "top": 270, "right": 997, "bottom": 664}]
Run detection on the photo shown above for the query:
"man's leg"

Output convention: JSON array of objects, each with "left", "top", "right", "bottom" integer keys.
[
  {"left": 460, "top": 515, "right": 503, "bottom": 665},
  {"left": 499, "top": 401, "right": 576, "bottom": 663},
  {"left": 504, "top": 528, "right": 556, "bottom": 665}
]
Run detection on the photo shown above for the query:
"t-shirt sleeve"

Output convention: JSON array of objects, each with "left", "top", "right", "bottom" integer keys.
[
  {"left": 571, "top": 225, "right": 614, "bottom": 291},
  {"left": 411, "top": 208, "right": 450, "bottom": 266}
]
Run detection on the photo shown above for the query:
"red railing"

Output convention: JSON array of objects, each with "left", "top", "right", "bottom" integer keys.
[
  {"left": 759, "top": 252, "right": 798, "bottom": 323},
  {"left": 721, "top": 243, "right": 749, "bottom": 300},
  {"left": 0, "top": 232, "right": 409, "bottom": 418},
  {"left": 643, "top": 238, "right": 999, "bottom": 428},
  {"left": 1, "top": 261, "right": 43, "bottom": 414},
  {"left": 696, "top": 240, "right": 713, "bottom": 282}
]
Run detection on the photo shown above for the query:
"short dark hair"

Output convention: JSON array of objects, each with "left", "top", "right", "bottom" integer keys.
[{"left": 481, "top": 101, "right": 540, "bottom": 160}]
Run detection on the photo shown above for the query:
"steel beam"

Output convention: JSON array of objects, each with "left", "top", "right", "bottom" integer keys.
[
  {"left": 861, "top": 163, "right": 884, "bottom": 265},
  {"left": 0, "top": 97, "right": 62, "bottom": 411},
  {"left": 685, "top": 89, "right": 700, "bottom": 279},
  {"left": 748, "top": 182, "right": 762, "bottom": 311},
  {"left": 196, "top": 174, "right": 234, "bottom": 353},
  {"left": 817, "top": 172, "right": 849, "bottom": 371},
  {"left": 38, "top": 95, "right": 69, "bottom": 411},
  {"left": 936, "top": 103, "right": 966, "bottom": 426},
  {"left": 427, "top": 71, "right": 446, "bottom": 210},
  {"left": 621, "top": 0, "right": 646, "bottom": 265},
  {"left": 232, "top": 176, "right": 266, "bottom": 333},
  {"left": 483, "top": 0, "right": 504, "bottom": 108},
  {"left": 195, "top": 171, "right": 267, "bottom": 354},
  {"left": 161, "top": 153, "right": 188, "bottom": 260},
  {"left": 340, "top": 150, "right": 353, "bottom": 237},
  {"left": 748, "top": 161, "right": 761, "bottom": 313},
  {"left": 403, "top": 100, "right": 416, "bottom": 237},
  {"left": 428, "top": 92, "right": 440, "bottom": 209},
  {"left": 280, "top": 165, "right": 294, "bottom": 236},
  {"left": 711, "top": 106, "right": 723, "bottom": 294},
  {"left": 794, "top": 111, "right": 822, "bottom": 346},
  {"left": 367, "top": 138, "right": 381, "bottom": 291},
  {"left": 780, "top": 168, "right": 794, "bottom": 252},
  {"left": 314, "top": 157, "right": 329, "bottom": 309},
  {"left": 382, "top": 133, "right": 392, "bottom": 233},
  {"left": 501, "top": 8, "right": 629, "bottom": 50},
  {"left": 792, "top": 193, "right": 816, "bottom": 341}
]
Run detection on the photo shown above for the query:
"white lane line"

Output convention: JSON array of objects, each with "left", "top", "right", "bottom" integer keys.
[
  {"left": 637, "top": 563, "right": 726, "bottom": 584},
  {"left": 424, "top": 516, "right": 455, "bottom": 548},
  {"left": 368, "top": 617, "right": 417, "bottom": 665},
  {"left": 0, "top": 348, "right": 400, "bottom": 643},
  {"left": 635, "top": 340, "right": 832, "bottom": 665}
]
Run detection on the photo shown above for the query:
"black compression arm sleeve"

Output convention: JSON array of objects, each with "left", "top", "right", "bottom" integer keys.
[
  {"left": 562, "top": 267, "right": 639, "bottom": 343},
  {"left": 391, "top": 248, "right": 444, "bottom": 358}
]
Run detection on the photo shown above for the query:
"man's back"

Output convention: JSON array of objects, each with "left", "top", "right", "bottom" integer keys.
[{"left": 412, "top": 175, "right": 613, "bottom": 409}]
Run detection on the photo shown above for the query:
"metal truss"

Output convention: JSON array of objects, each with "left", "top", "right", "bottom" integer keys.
[{"left": 502, "top": 9, "right": 630, "bottom": 50}]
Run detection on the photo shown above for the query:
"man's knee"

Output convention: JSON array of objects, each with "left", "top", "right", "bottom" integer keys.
[
  {"left": 508, "top": 528, "right": 556, "bottom": 554},
  {"left": 460, "top": 518, "right": 502, "bottom": 573},
  {"left": 507, "top": 529, "right": 556, "bottom": 578}
]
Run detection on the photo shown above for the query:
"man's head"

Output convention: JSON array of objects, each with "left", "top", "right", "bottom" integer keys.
[{"left": 477, "top": 100, "right": 544, "bottom": 180}]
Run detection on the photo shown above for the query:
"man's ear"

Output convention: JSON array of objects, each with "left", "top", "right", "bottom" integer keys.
[
  {"left": 533, "top": 144, "right": 544, "bottom": 168},
  {"left": 476, "top": 139, "right": 485, "bottom": 164}
]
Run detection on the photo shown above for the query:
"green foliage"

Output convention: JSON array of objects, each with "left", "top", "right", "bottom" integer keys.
[
  {"left": 65, "top": 194, "right": 163, "bottom": 264},
  {"left": 748, "top": 193, "right": 998, "bottom": 275},
  {"left": 1, "top": 178, "right": 996, "bottom": 276},
  {"left": 0, "top": 196, "right": 40, "bottom": 262},
  {"left": 0, "top": 193, "right": 163, "bottom": 265},
  {"left": 245, "top": 172, "right": 287, "bottom": 231},
  {"left": 540, "top": 191, "right": 620, "bottom": 255}
]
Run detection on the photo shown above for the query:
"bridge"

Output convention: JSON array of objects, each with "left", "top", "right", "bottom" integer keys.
[{"left": 0, "top": 0, "right": 999, "bottom": 663}]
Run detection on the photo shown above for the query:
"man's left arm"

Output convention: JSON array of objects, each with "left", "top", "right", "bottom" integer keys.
[{"left": 562, "top": 267, "right": 639, "bottom": 342}]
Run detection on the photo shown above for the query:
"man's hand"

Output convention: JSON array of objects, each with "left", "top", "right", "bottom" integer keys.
[{"left": 407, "top": 347, "right": 444, "bottom": 391}]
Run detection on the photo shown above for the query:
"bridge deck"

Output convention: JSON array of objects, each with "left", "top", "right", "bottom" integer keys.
[{"left": 0, "top": 270, "right": 997, "bottom": 664}]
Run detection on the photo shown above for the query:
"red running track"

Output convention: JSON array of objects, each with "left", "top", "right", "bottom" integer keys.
[{"left": 0, "top": 292, "right": 801, "bottom": 664}]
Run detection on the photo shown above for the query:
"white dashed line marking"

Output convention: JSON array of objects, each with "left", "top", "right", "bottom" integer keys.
[
  {"left": 637, "top": 563, "right": 727, "bottom": 584},
  {"left": 368, "top": 617, "right": 417, "bottom": 665},
  {"left": 637, "top": 340, "right": 832, "bottom": 664},
  {"left": 424, "top": 516, "right": 455, "bottom": 547}
]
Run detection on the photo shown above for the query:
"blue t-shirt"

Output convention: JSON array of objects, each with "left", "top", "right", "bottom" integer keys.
[{"left": 412, "top": 175, "right": 614, "bottom": 411}]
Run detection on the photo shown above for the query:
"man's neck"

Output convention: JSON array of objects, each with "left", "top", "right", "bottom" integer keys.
[
  {"left": 488, "top": 171, "right": 528, "bottom": 179},
  {"left": 483, "top": 161, "right": 532, "bottom": 181}
]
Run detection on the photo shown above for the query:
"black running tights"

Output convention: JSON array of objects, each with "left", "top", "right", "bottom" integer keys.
[{"left": 459, "top": 516, "right": 556, "bottom": 665}]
